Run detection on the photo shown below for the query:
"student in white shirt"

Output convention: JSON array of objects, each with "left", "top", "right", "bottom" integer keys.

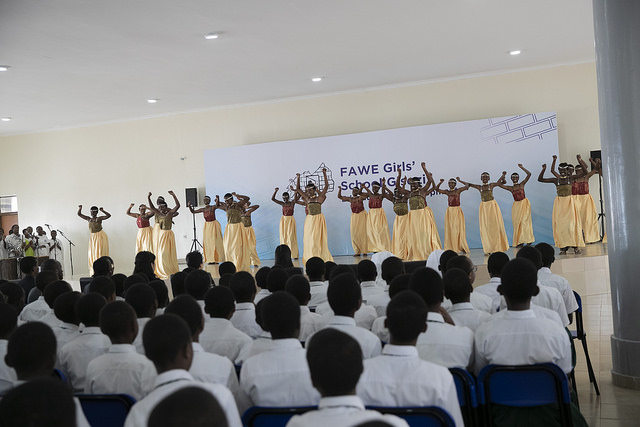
[
  {"left": 149, "top": 279, "right": 169, "bottom": 316},
  {"left": 253, "top": 266, "right": 272, "bottom": 304},
  {"left": 125, "top": 284, "right": 158, "bottom": 354},
  {"left": 367, "top": 256, "right": 406, "bottom": 317},
  {"left": 18, "top": 271, "right": 60, "bottom": 322},
  {"left": 148, "top": 386, "right": 231, "bottom": 427},
  {"left": 444, "top": 268, "right": 491, "bottom": 332},
  {"left": 200, "top": 286, "right": 252, "bottom": 362},
  {"left": 39, "top": 280, "right": 74, "bottom": 330},
  {"left": 410, "top": 267, "right": 474, "bottom": 369},
  {"left": 267, "top": 267, "right": 289, "bottom": 294},
  {"left": 230, "top": 271, "right": 263, "bottom": 338},
  {"left": 51, "top": 291, "right": 82, "bottom": 351},
  {"left": 357, "top": 260, "right": 384, "bottom": 304},
  {"left": 124, "top": 314, "right": 242, "bottom": 427},
  {"left": 0, "top": 303, "right": 18, "bottom": 393},
  {"left": 240, "top": 292, "right": 320, "bottom": 407},
  {"left": 370, "top": 274, "right": 411, "bottom": 343},
  {"left": 473, "top": 252, "right": 510, "bottom": 312},
  {"left": 185, "top": 269, "right": 213, "bottom": 317},
  {"left": 286, "top": 328, "right": 408, "bottom": 427},
  {"left": 235, "top": 298, "right": 272, "bottom": 365},
  {"left": 535, "top": 242, "right": 579, "bottom": 318},
  {"left": 87, "top": 275, "right": 116, "bottom": 302},
  {"left": 357, "top": 290, "right": 463, "bottom": 427},
  {"left": 85, "top": 301, "right": 156, "bottom": 399},
  {"left": 443, "top": 256, "right": 493, "bottom": 313},
  {"left": 305, "top": 256, "right": 328, "bottom": 309},
  {"left": 285, "top": 275, "right": 323, "bottom": 343}
]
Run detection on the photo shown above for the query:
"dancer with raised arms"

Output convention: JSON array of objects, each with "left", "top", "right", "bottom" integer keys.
[
  {"left": 496, "top": 164, "right": 535, "bottom": 247},
  {"left": 147, "top": 191, "right": 180, "bottom": 278},
  {"left": 434, "top": 177, "right": 470, "bottom": 254},
  {"left": 383, "top": 173, "right": 409, "bottom": 260},
  {"left": 78, "top": 205, "right": 111, "bottom": 275},
  {"left": 218, "top": 192, "right": 250, "bottom": 271},
  {"left": 337, "top": 185, "right": 369, "bottom": 257},
  {"left": 574, "top": 155, "right": 601, "bottom": 243},
  {"left": 271, "top": 188, "right": 301, "bottom": 259},
  {"left": 361, "top": 179, "right": 391, "bottom": 253},
  {"left": 126, "top": 203, "right": 154, "bottom": 254},
  {"left": 188, "top": 195, "right": 225, "bottom": 264},
  {"left": 241, "top": 200, "right": 261, "bottom": 267}
]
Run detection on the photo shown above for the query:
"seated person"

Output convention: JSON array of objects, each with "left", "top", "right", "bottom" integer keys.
[
  {"left": 366, "top": 256, "right": 405, "bottom": 317},
  {"left": 18, "top": 270, "right": 59, "bottom": 322},
  {"left": 285, "top": 275, "right": 323, "bottom": 343},
  {"left": 229, "top": 272, "right": 262, "bottom": 338},
  {"left": 473, "top": 252, "right": 509, "bottom": 312},
  {"left": 38, "top": 280, "right": 73, "bottom": 329},
  {"left": 0, "top": 302, "right": 18, "bottom": 393},
  {"left": 253, "top": 266, "right": 271, "bottom": 304},
  {"left": 535, "top": 243, "right": 579, "bottom": 318},
  {"left": 305, "top": 257, "right": 327, "bottom": 308},
  {"left": 148, "top": 386, "right": 229, "bottom": 427},
  {"left": 184, "top": 269, "right": 213, "bottom": 316},
  {"left": 50, "top": 291, "right": 82, "bottom": 350},
  {"left": 444, "top": 268, "right": 491, "bottom": 332},
  {"left": 443, "top": 256, "right": 493, "bottom": 313},
  {"left": 87, "top": 276, "right": 116, "bottom": 302},
  {"left": 370, "top": 274, "right": 411, "bottom": 343},
  {"left": 235, "top": 299, "right": 272, "bottom": 365},
  {"left": 125, "top": 284, "right": 158, "bottom": 353}
]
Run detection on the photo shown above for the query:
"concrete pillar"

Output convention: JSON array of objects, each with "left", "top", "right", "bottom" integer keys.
[{"left": 593, "top": 0, "right": 640, "bottom": 389}]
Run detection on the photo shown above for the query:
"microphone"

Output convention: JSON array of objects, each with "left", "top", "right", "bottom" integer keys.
[{"left": 45, "top": 224, "right": 51, "bottom": 227}]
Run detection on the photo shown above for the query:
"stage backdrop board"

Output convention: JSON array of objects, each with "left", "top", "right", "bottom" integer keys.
[{"left": 204, "top": 112, "right": 559, "bottom": 260}]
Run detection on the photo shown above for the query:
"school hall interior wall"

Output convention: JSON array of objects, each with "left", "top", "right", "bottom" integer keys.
[{"left": 0, "top": 62, "right": 601, "bottom": 276}]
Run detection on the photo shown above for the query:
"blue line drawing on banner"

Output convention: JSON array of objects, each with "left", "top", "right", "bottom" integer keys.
[{"left": 481, "top": 113, "right": 557, "bottom": 144}]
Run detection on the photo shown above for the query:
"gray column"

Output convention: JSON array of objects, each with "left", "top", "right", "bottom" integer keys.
[{"left": 593, "top": 0, "right": 640, "bottom": 389}]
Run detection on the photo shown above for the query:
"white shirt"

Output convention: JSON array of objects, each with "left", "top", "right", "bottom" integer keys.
[
  {"left": 308, "top": 281, "right": 328, "bottom": 309},
  {"left": 0, "top": 340, "right": 17, "bottom": 394},
  {"left": 416, "top": 312, "right": 474, "bottom": 369},
  {"left": 299, "top": 305, "right": 323, "bottom": 343},
  {"left": 316, "top": 303, "right": 378, "bottom": 330},
  {"left": 200, "top": 317, "right": 252, "bottom": 362},
  {"left": 357, "top": 345, "right": 463, "bottom": 427},
  {"left": 473, "top": 277, "right": 502, "bottom": 312},
  {"left": 360, "top": 281, "right": 384, "bottom": 305},
  {"left": 48, "top": 238, "right": 65, "bottom": 275},
  {"left": 38, "top": 311, "right": 63, "bottom": 329},
  {"left": 123, "top": 369, "right": 242, "bottom": 427},
  {"left": 18, "top": 296, "right": 51, "bottom": 323},
  {"left": 366, "top": 291, "right": 391, "bottom": 317},
  {"left": 499, "top": 283, "right": 569, "bottom": 326},
  {"left": 538, "top": 267, "right": 579, "bottom": 314},
  {"left": 447, "top": 302, "right": 492, "bottom": 332},
  {"left": 236, "top": 332, "right": 272, "bottom": 365},
  {"left": 0, "top": 238, "right": 7, "bottom": 259},
  {"left": 36, "top": 234, "right": 50, "bottom": 257},
  {"left": 253, "top": 288, "right": 271, "bottom": 304},
  {"left": 85, "top": 343, "right": 157, "bottom": 400},
  {"left": 52, "top": 322, "right": 81, "bottom": 352},
  {"left": 285, "top": 395, "right": 409, "bottom": 427},
  {"left": 310, "top": 316, "right": 382, "bottom": 359},
  {"left": 59, "top": 326, "right": 112, "bottom": 391},
  {"left": 442, "top": 291, "right": 494, "bottom": 314},
  {"left": 474, "top": 308, "right": 572, "bottom": 375},
  {"left": 133, "top": 317, "right": 151, "bottom": 354},
  {"left": 230, "top": 302, "right": 263, "bottom": 339},
  {"left": 240, "top": 338, "right": 320, "bottom": 407},
  {"left": 370, "top": 316, "right": 389, "bottom": 343}
]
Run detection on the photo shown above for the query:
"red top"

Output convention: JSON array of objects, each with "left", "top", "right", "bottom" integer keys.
[
  {"left": 512, "top": 188, "right": 526, "bottom": 201},
  {"left": 282, "top": 205, "right": 294, "bottom": 216},
  {"left": 136, "top": 216, "right": 150, "bottom": 228},
  {"left": 571, "top": 181, "right": 579, "bottom": 195},
  {"left": 577, "top": 181, "right": 590, "bottom": 195},
  {"left": 369, "top": 197, "right": 382, "bottom": 209},
  {"left": 203, "top": 210, "right": 216, "bottom": 222},
  {"left": 448, "top": 194, "right": 460, "bottom": 207},
  {"left": 351, "top": 200, "right": 365, "bottom": 214}
]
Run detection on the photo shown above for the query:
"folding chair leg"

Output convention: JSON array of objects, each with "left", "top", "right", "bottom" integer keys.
[
  {"left": 569, "top": 370, "right": 580, "bottom": 408},
  {"left": 581, "top": 336, "right": 600, "bottom": 395}
]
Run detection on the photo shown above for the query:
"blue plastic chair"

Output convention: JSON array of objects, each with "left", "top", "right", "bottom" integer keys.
[
  {"left": 76, "top": 394, "right": 136, "bottom": 427},
  {"left": 570, "top": 291, "right": 600, "bottom": 395},
  {"left": 368, "top": 406, "right": 456, "bottom": 427},
  {"left": 477, "top": 363, "right": 573, "bottom": 427},
  {"left": 242, "top": 406, "right": 316, "bottom": 427},
  {"left": 449, "top": 367, "right": 479, "bottom": 426}
]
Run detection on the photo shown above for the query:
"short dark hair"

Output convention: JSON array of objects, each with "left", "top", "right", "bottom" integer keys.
[
  {"left": 324, "top": 261, "right": 337, "bottom": 281},
  {"left": 0, "top": 378, "right": 76, "bottom": 427},
  {"left": 53, "top": 291, "right": 82, "bottom": 325},
  {"left": 255, "top": 266, "right": 271, "bottom": 289},
  {"left": 331, "top": 265, "right": 357, "bottom": 280},
  {"left": 261, "top": 292, "right": 300, "bottom": 339},
  {"left": 487, "top": 252, "right": 510, "bottom": 276},
  {"left": 35, "top": 270, "right": 59, "bottom": 292},
  {"left": 408, "top": 267, "right": 444, "bottom": 307},
  {"left": 266, "top": 268, "right": 288, "bottom": 293},
  {"left": 327, "top": 273, "right": 361, "bottom": 315},
  {"left": 134, "top": 251, "right": 157, "bottom": 281},
  {"left": 388, "top": 274, "right": 411, "bottom": 299},
  {"left": 386, "top": 290, "right": 427, "bottom": 342},
  {"left": 446, "top": 256, "right": 473, "bottom": 275},
  {"left": 76, "top": 293, "right": 107, "bottom": 327},
  {"left": 218, "top": 273, "right": 233, "bottom": 288},
  {"left": 43, "top": 280, "right": 73, "bottom": 308},
  {"left": 381, "top": 257, "right": 405, "bottom": 283},
  {"left": 499, "top": 258, "right": 539, "bottom": 304},
  {"left": 185, "top": 270, "right": 212, "bottom": 300},
  {"left": 125, "top": 284, "right": 157, "bottom": 318},
  {"left": 515, "top": 246, "right": 543, "bottom": 270},
  {"left": 124, "top": 273, "right": 149, "bottom": 292},
  {"left": 165, "top": 295, "right": 204, "bottom": 338},
  {"left": 274, "top": 244, "right": 294, "bottom": 268},
  {"left": 305, "top": 257, "right": 325, "bottom": 280},
  {"left": 307, "top": 329, "right": 363, "bottom": 396},
  {"left": 0, "top": 302, "right": 18, "bottom": 338},
  {"left": 285, "top": 275, "right": 311, "bottom": 305},
  {"left": 148, "top": 386, "right": 228, "bottom": 427},
  {"left": 218, "top": 261, "right": 236, "bottom": 276},
  {"left": 111, "top": 273, "right": 127, "bottom": 297},
  {"left": 100, "top": 301, "right": 137, "bottom": 341},
  {"left": 88, "top": 276, "right": 116, "bottom": 301},
  {"left": 143, "top": 314, "right": 192, "bottom": 368},
  {"left": 40, "top": 259, "right": 62, "bottom": 280},
  {"left": 204, "top": 286, "right": 235, "bottom": 319},
  {"left": 439, "top": 250, "right": 458, "bottom": 274},
  {"left": 443, "top": 268, "right": 472, "bottom": 303},
  {"left": 92, "top": 256, "right": 112, "bottom": 277},
  {"left": 6, "top": 322, "right": 56, "bottom": 376},
  {"left": 0, "top": 283, "right": 25, "bottom": 313},
  {"left": 185, "top": 251, "right": 204, "bottom": 269},
  {"left": 357, "top": 260, "right": 377, "bottom": 282},
  {"left": 149, "top": 280, "right": 170, "bottom": 309},
  {"left": 535, "top": 243, "right": 556, "bottom": 268},
  {"left": 229, "top": 271, "right": 256, "bottom": 303},
  {"left": 19, "top": 257, "right": 37, "bottom": 275},
  {"left": 170, "top": 271, "right": 187, "bottom": 296}
]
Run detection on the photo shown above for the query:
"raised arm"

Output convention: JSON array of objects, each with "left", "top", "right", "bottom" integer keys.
[
  {"left": 77, "top": 205, "right": 91, "bottom": 221},
  {"left": 550, "top": 155, "right": 561, "bottom": 178},
  {"left": 457, "top": 177, "right": 481, "bottom": 191},
  {"left": 318, "top": 168, "right": 330, "bottom": 198},
  {"left": 519, "top": 164, "right": 532, "bottom": 185},
  {"left": 433, "top": 179, "right": 448, "bottom": 194},
  {"left": 233, "top": 193, "right": 250, "bottom": 204},
  {"left": 188, "top": 202, "right": 205, "bottom": 214},
  {"left": 490, "top": 171, "right": 507, "bottom": 189},
  {"left": 337, "top": 187, "right": 350, "bottom": 202},
  {"left": 126, "top": 203, "right": 138, "bottom": 218},
  {"left": 360, "top": 183, "right": 373, "bottom": 197},
  {"left": 396, "top": 169, "right": 410, "bottom": 195},
  {"left": 97, "top": 208, "right": 111, "bottom": 221},
  {"left": 292, "top": 174, "right": 308, "bottom": 201},
  {"left": 147, "top": 192, "right": 160, "bottom": 215},
  {"left": 538, "top": 164, "right": 556, "bottom": 184},
  {"left": 271, "top": 188, "right": 284, "bottom": 206},
  {"left": 167, "top": 191, "right": 180, "bottom": 215}
]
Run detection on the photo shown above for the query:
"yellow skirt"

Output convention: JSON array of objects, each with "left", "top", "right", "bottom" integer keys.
[
  {"left": 224, "top": 222, "right": 250, "bottom": 272},
  {"left": 511, "top": 198, "right": 535, "bottom": 246},
  {"left": 243, "top": 225, "right": 261, "bottom": 266},
  {"left": 151, "top": 223, "right": 161, "bottom": 255},
  {"left": 203, "top": 220, "right": 225, "bottom": 263},
  {"left": 391, "top": 214, "right": 409, "bottom": 260},
  {"left": 407, "top": 209, "right": 431, "bottom": 261},
  {"left": 279, "top": 215, "right": 299, "bottom": 259},
  {"left": 155, "top": 229, "right": 179, "bottom": 279},
  {"left": 302, "top": 213, "right": 333, "bottom": 263},
  {"left": 88, "top": 230, "right": 109, "bottom": 275},
  {"left": 350, "top": 211, "right": 369, "bottom": 254},
  {"left": 425, "top": 207, "right": 443, "bottom": 250},
  {"left": 552, "top": 196, "right": 585, "bottom": 248},
  {"left": 444, "top": 206, "right": 470, "bottom": 254},
  {"left": 135, "top": 226, "right": 153, "bottom": 254},
  {"left": 479, "top": 200, "right": 509, "bottom": 254},
  {"left": 574, "top": 194, "right": 600, "bottom": 243},
  {"left": 367, "top": 208, "right": 391, "bottom": 253}
]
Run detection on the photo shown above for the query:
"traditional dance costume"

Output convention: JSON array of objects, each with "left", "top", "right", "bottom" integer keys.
[
  {"left": 552, "top": 184, "right": 585, "bottom": 249},
  {"left": 154, "top": 214, "right": 179, "bottom": 279},
  {"left": 407, "top": 195, "right": 441, "bottom": 261},
  {"left": 88, "top": 222, "right": 109, "bottom": 275},
  {"left": 279, "top": 204, "right": 299, "bottom": 259},
  {"left": 574, "top": 182, "right": 600, "bottom": 243},
  {"left": 366, "top": 197, "right": 391, "bottom": 253},
  {"left": 242, "top": 215, "right": 261, "bottom": 266},
  {"left": 391, "top": 202, "right": 409, "bottom": 260},
  {"left": 478, "top": 190, "right": 509, "bottom": 254},
  {"left": 203, "top": 210, "right": 225, "bottom": 263},
  {"left": 151, "top": 218, "right": 161, "bottom": 255},
  {"left": 510, "top": 188, "right": 535, "bottom": 246},
  {"left": 349, "top": 199, "right": 369, "bottom": 254},
  {"left": 302, "top": 202, "right": 333, "bottom": 263},
  {"left": 223, "top": 207, "right": 250, "bottom": 272},
  {"left": 444, "top": 194, "right": 470, "bottom": 253},
  {"left": 135, "top": 216, "right": 153, "bottom": 254}
]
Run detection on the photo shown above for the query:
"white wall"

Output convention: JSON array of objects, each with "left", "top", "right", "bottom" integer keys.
[{"left": 0, "top": 62, "right": 601, "bottom": 275}]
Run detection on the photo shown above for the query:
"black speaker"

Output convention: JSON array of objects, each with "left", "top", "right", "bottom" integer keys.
[
  {"left": 590, "top": 150, "right": 601, "bottom": 170},
  {"left": 185, "top": 188, "right": 198, "bottom": 206}
]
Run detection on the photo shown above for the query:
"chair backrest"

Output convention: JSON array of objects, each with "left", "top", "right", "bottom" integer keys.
[
  {"left": 477, "top": 363, "right": 572, "bottom": 427},
  {"left": 449, "top": 367, "right": 478, "bottom": 426},
  {"left": 242, "top": 406, "right": 316, "bottom": 427},
  {"left": 76, "top": 394, "right": 136, "bottom": 427},
  {"left": 573, "top": 291, "right": 585, "bottom": 337},
  {"left": 368, "top": 406, "right": 456, "bottom": 427}
]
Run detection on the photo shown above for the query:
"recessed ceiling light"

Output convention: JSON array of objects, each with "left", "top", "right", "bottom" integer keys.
[
  {"left": 311, "top": 77, "right": 323, "bottom": 82},
  {"left": 1, "top": 117, "right": 12, "bottom": 122},
  {"left": 509, "top": 50, "right": 521, "bottom": 56},
  {"left": 147, "top": 99, "right": 158, "bottom": 104},
  {"left": 0, "top": 66, "right": 8, "bottom": 72},
  {"left": 204, "top": 33, "right": 219, "bottom": 40}
]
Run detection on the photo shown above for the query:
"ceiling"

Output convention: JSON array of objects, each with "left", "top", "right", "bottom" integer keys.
[{"left": 0, "top": 0, "right": 595, "bottom": 137}]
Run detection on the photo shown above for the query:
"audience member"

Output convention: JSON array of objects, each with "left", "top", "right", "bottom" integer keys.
[
  {"left": 267, "top": 267, "right": 289, "bottom": 294},
  {"left": 111, "top": 273, "right": 127, "bottom": 299},
  {"left": 149, "top": 279, "right": 169, "bottom": 316},
  {"left": 39, "top": 280, "right": 73, "bottom": 328},
  {"left": 535, "top": 242, "right": 579, "bottom": 318},
  {"left": 0, "top": 282, "right": 25, "bottom": 314},
  {"left": 445, "top": 256, "right": 493, "bottom": 313},
  {"left": 0, "top": 302, "right": 18, "bottom": 392},
  {"left": 88, "top": 276, "right": 116, "bottom": 302},
  {"left": 18, "top": 270, "right": 58, "bottom": 322},
  {"left": 185, "top": 269, "right": 213, "bottom": 314},
  {"left": 51, "top": 291, "right": 82, "bottom": 350},
  {"left": 17, "top": 256, "right": 38, "bottom": 302},
  {"left": 229, "top": 271, "right": 262, "bottom": 338},
  {"left": 367, "top": 256, "right": 405, "bottom": 317},
  {"left": 170, "top": 271, "right": 187, "bottom": 296},
  {"left": 253, "top": 266, "right": 272, "bottom": 303},
  {"left": 183, "top": 251, "right": 204, "bottom": 273},
  {"left": 235, "top": 299, "right": 272, "bottom": 364},
  {"left": 285, "top": 275, "right": 323, "bottom": 342},
  {"left": 125, "top": 284, "right": 157, "bottom": 353},
  {"left": 274, "top": 244, "right": 294, "bottom": 268},
  {"left": 305, "top": 256, "right": 327, "bottom": 308},
  {"left": 148, "top": 386, "right": 229, "bottom": 427},
  {"left": 370, "top": 274, "right": 411, "bottom": 342},
  {"left": 444, "top": 268, "right": 491, "bottom": 331},
  {"left": 474, "top": 251, "right": 510, "bottom": 311},
  {"left": 133, "top": 251, "right": 158, "bottom": 281},
  {"left": 124, "top": 273, "right": 149, "bottom": 293},
  {"left": 357, "top": 260, "right": 384, "bottom": 304}
]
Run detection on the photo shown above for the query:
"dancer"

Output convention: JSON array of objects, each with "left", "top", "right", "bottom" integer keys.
[
  {"left": 496, "top": 164, "right": 535, "bottom": 247},
  {"left": 337, "top": 185, "right": 369, "bottom": 256},
  {"left": 434, "top": 178, "right": 470, "bottom": 254},
  {"left": 457, "top": 172, "right": 509, "bottom": 255},
  {"left": 293, "top": 168, "right": 333, "bottom": 263},
  {"left": 574, "top": 155, "right": 601, "bottom": 243},
  {"left": 383, "top": 175, "right": 409, "bottom": 259},
  {"left": 361, "top": 179, "right": 391, "bottom": 253},
  {"left": 538, "top": 155, "right": 585, "bottom": 254},
  {"left": 188, "top": 196, "right": 225, "bottom": 264},
  {"left": 241, "top": 201, "right": 261, "bottom": 267},
  {"left": 271, "top": 188, "right": 300, "bottom": 259},
  {"left": 77, "top": 205, "right": 111, "bottom": 275},
  {"left": 147, "top": 191, "right": 180, "bottom": 279},
  {"left": 218, "top": 192, "right": 250, "bottom": 272},
  {"left": 126, "top": 203, "right": 154, "bottom": 254}
]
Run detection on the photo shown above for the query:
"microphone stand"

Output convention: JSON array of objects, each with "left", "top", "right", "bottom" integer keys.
[
  {"left": 57, "top": 229, "right": 75, "bottom": 276},
  {"left": 190, "top": 209, "right": 203, "bottom": 253}
]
